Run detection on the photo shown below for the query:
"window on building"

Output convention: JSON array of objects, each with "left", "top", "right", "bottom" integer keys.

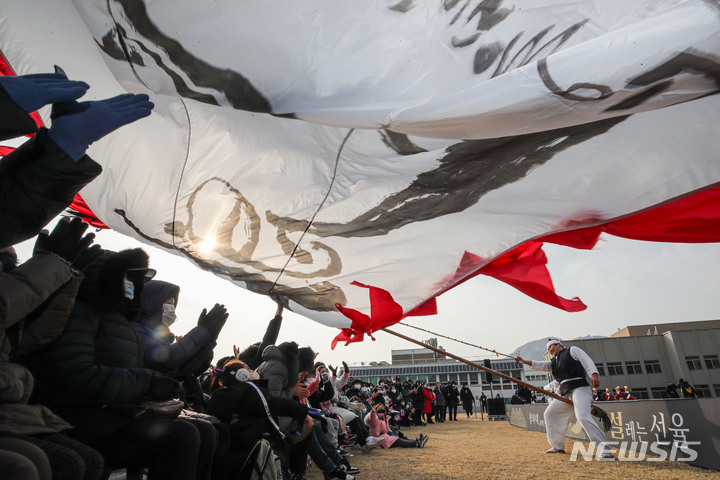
[
  {"left": 469, "top": 372, "right": 479, "bottom": 385},
  {"left": 695, "top": 384, "right": 711, "bottom": 398},
  {"left": 644, "top": 360, "right": 662, "bottom": 374},
  {"left": 625, "top": 362, "right": 642, "bottom": 375},
  {"left": 704, "top": 355, "right": 720, "bottom": 369},
  {"left": 650, "top": 387, "right": 667, "bottom": 399},
  {"left": 686, "top": 356, "right": 703, "bottom": 371},
  {"left": 714, "top": 384, "right": 720, "bottom": 397},
  {"left": 630, "top": 387, "right": 649, "bottom": 400},
  {"left": 595, "top": 363, "right": 605, "bottom": 376},
  {"left": 439, "top": 374, "right": 449, "bottom": 382},
  {"left": 607, "top": 362, "right": 623, "bottom": 376}
]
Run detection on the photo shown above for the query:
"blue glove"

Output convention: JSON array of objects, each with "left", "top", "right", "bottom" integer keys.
[
  {"left": 307, "top": 408, "right": 328, "bottom": 432},
  {"left": 307, "top": 407, "right": 324, "bottom": 419},
  {"left": 0, "top": 73, "right": 89, "bottom": 113},
  {"left": 49, "top": 93, "right": 154, "bottom": 161}
]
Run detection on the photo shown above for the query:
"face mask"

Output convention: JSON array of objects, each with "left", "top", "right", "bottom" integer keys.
[
  {"left": 321, "top": 373, "right": 329, "bottom": 381},
  {"left": 353, "top": 384, "right": 361, "bottom": 389},
  {"left": 123, "top": 279, "right": 135, "bottom": 300},
  {"left": 162, "top": 303, "right": 177, "bottom": 326},
  {"left": 361, "top": 386, "right": 370, "bottom": 393},
  {"left": 390, "top": 389, "right": 396, "bottom": 394}
]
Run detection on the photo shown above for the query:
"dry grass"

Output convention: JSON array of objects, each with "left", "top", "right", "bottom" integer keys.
[{"left": 305, "top": 416, "right": 716, "bottom": 480}]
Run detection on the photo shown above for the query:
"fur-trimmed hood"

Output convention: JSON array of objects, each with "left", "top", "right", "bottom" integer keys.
[{"left": 75, "top": 248, "right": 149, "bottom": 314}]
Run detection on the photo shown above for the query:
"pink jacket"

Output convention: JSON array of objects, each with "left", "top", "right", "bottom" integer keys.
[{"left": 364, "top": 408, "right": 398, "bottom": 449}]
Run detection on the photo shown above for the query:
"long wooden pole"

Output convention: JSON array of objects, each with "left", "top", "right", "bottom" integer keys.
[{"left": 383, "top": 327, "right": 573, "bottom": 406}]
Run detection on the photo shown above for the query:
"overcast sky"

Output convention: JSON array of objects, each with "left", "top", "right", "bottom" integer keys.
[{"left": 14, "top": 219, "right": 720, "bottom": 368}]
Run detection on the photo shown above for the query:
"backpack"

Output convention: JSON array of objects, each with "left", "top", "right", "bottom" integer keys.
[{"left": 238, "top": 436, "right": 283, "bottom": 480}]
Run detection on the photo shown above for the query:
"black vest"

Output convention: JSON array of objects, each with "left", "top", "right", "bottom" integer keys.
[{"left": 550, "top": 347, "right": 589, "bottom": 395}]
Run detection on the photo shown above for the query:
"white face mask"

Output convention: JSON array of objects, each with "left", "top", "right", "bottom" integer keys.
[
  {"left": 123, "top": 279, "right": 135, "bottom": 300},
  {"left": 162, "top": 303, "right": 177, "bottom": 326}
]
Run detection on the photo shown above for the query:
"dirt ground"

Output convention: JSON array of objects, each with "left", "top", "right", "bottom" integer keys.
[{"left": 305, "top": 416, "right": 717, "bottom": 480}]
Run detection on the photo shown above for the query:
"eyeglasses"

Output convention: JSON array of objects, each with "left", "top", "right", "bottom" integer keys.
[{"left": 125, "top": 268, "right": 157, "bottom": 283}]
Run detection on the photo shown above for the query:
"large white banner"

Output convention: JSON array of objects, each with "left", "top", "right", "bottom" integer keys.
[{"left": 2, "top": 1, "right": 719, "bottom": 332}]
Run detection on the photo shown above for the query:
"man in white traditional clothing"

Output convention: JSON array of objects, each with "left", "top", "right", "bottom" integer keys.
[{"left": 515, "top": 338, "right": 612, "bottom": 458}]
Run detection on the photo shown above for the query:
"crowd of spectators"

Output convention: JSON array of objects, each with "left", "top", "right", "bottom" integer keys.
[{"left": 0, "top": 70, "right": 438, "bottom": 480}]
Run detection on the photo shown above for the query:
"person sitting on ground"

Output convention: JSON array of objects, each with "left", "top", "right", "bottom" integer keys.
[
  {"left": 256, "top": 343, "right": 356, "bottom": 480},
  {"left": 364, "top": 404, "right": 428, "bottom": 449},
  {"left": 0, "top": 219, "right": 105, "bottom": 480},
  {"left": 135, "top": 279, "right": 228, "bottom": 412},
  {"left": 134, "top": 280, "right": 229, "bottom": 480},
  {"left": 207, "top": 359, "right": 310, "bottom": 479}
]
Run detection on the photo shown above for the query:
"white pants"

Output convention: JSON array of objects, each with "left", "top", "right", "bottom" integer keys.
[{"left": 544, "top": 386, "right": 607, "bottom": 451}]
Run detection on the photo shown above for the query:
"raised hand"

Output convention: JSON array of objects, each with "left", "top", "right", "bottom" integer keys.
[
  {"left": 0, "top": 72, "right": 89, "bottom": 113},
  {"left": 49, "top": 93, "right": 154, "bottom": 161},
  {"left": 34, "top": 217, "right": 97, "bottom": 266}
]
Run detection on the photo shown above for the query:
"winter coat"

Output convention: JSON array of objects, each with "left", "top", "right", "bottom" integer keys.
[
  {"left": 307, "top": 376, "right": 335, "bottom": 410},
  {"left": 460, "top": 387, "right": 474, "bottom": 408},
  {"left": 0, "top": 252, "right": 81, "bottom": 361},
  {"left": 133, "top": 280, "right": 214, "bottom": 376},
  {"left": 256, "top": 342, "right": 304, "bottom": 434},
  {"left": 23, "top": 249, "right": 158, "bottom": 445},
  {"left": 364, "top": 408, "right": 398, "bottom": 449},
  {"left": 433, "top": 387, "right": 446, "bottom": 407},
  {"left": 256, "top": 343, "right": 300, "bottom": 401},
  {"left": 446, "top": 385, "right": 460, "bottom": 406},
  {"left": 0, "top": 362, "right": 72, "bottom": 435},
  {"left": 422, "top": 388, "right": 435, "bottom": 414},
  {"left": 208, "top": 379, "right": 308, "bottom": 461},
  {"left": 0, "top": 88, "right": 101, "bottom": 248}
]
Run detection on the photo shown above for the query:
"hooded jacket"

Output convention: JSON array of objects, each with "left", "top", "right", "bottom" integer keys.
[
  {"left": 256, "top": 342, "right": 300, "bottom": 401},
  {"left": 133, "top": 280, "right": 214, "bottom": 377},
  {"left": 23, "top": 248, "right": 159, "bottom": 444},
  {"left": 256, "top": 342, "right": 304, "bottom": 435}
]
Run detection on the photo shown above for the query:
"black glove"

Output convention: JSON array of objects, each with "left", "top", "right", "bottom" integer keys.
[
  {"left": 342, "top": 361, "right": 349, "bottom": 375},
  {"left": 34, "top": 217, "right": 95, "bottom": 264},
  {"left": 197, "top": 303, "right": 229, "bottom": 338},
  {"left": 72, "top": 244, "right": 104, "bottom": 271},
  {"left": 147, "top": 373, "right": 181, "bottom": 400},
  {"left": 328, "top": 365, "right": 338, "bottom": 376}
]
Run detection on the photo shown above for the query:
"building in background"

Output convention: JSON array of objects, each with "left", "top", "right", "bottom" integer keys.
[{"left": 350, "top": 338, "right": 549, "bottom": 405}]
